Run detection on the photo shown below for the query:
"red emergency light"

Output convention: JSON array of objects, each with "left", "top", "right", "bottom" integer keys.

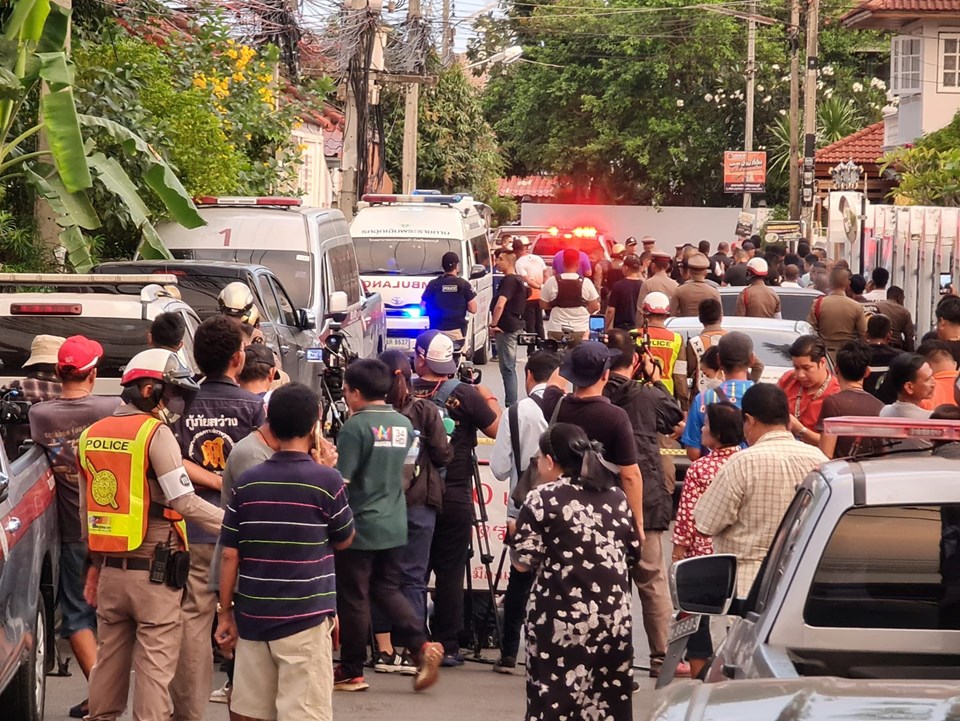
[
  {"left": 195, "top": 196, "right": 302, "bottom": 207},
  {"left": 823, "top": 416, "right": 960, "bottom": 440},
  {"left": 573, "top": 226, "right": 598, "bottom": 238},
  {"left": 11, "top": 303, "right": 82, "bottom": 315}
]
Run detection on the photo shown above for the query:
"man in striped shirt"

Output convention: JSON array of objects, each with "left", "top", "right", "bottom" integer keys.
[{"left": 216, "top": 383, "right": 355, "bottom": 721}]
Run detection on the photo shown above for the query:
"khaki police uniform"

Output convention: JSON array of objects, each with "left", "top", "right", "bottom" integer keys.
[
  {"left": 670, "top": 254, "right": 720, "bottom": 318},
  {"left": 81, "top": 406, "right": 223, "bottom": 721},
  {"left": 808, "top": 292, "right": 867, "bottom": 360},
  {"left": 736, "top": 281, "right": 781, "bottom": 318}
]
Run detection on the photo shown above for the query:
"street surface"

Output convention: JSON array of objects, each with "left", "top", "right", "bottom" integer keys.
[{"left": 44, "top": 347, "right": 667, "bottom": 720}]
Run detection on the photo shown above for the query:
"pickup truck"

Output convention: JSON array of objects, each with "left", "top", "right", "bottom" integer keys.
[
  {"left": 94, "top": 260, "right": 325, "bottom": 393},
  {"left": 0, "top": 392, "right": 58, "bottom": 721},
  {"left": 669, "top": 416, "right": 960, "bottom": 687}
]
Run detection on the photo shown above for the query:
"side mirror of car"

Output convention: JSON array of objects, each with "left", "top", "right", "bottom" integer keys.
[
  {"left": 326, "top": 291, "right": 348, "bottom": 323},
  {"left": 469, "top": 264, "right": 487, "bottom": 280},
  {"left": 0, "top": 472, "right": 8, "bottom": 504},
  {"left": 297, "top": 308, "right": 317, "bottom": 331},
  {"left": 670, "top": 554, "right": 738, "bottom": 615}
]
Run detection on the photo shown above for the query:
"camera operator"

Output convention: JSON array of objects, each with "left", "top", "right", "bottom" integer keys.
[
  {"left": 540, "top": 248, "right": 601, "bottom": 348},
  {"left": 79, "top": 350, "right": 223, "bottom": 721},
  {"left": 420, "top": 252, "right": 478, "bottom": 344},
  {"left": 411, "top": 330, "right": 500, "bottom": 666},
  {"left": 602, "top": 330, "right": 685, "bottom": 679}
]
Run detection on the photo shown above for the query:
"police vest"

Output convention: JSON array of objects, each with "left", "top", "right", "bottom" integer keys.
[
  {"left": 642, "top": 326, "right": 684, "bottom": 395},
  {"left": 79, "top": 414, "right": 186, "bottom": 553},
  {"left": 552, "top": 277, "right": 585, "bottom": 308}
]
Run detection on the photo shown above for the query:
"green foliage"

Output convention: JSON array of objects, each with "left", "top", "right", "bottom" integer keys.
[
  {"left": 880, "top": 146, "right": 960, "bottom": 206},
  {"left": 817, "top": 96, "right": 864, "bottom": 145},
  {"left": 0, "top": 209, "right": 54, "bottom": 271},
  {"left": 383, "top": 63, "right": 504, "bottom": 203},
  {"left": 477, "top": 0, "right": 888, "bottom": 205},
  {"left": 488, "top": 195, "right": 518, "bottom": 226},
  {"left": 917, "top": 110, "right": 960, "bottom": 152}
]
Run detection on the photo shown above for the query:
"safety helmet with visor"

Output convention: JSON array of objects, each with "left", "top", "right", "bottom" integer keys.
[
  {"left": 218, "top": 282, "right": 260, "bottom": 326},
  {"left": 121, "top": 348, "right": 199, "bottom": 424}
]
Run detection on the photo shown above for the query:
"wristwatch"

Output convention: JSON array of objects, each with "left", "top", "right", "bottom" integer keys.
[{"left": 216, "top": 601, "right": 234, "bottom": 613}]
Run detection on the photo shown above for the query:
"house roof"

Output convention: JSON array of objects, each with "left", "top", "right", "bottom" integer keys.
[
  {"left": 815, "top": 122, "right": 886, "bottom": 165},
  {"left": 842, "top": 0, "right": 960, "bottom": 28},
  {"left": 498, "top": 175, "right": 558, "bottom": 198}
]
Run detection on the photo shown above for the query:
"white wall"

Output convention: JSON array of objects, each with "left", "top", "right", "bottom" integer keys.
[
  {"left": 293, "top": 126, "right": 334, "bottom": 208},
  {"left": 520, "top": 203, "right": 745, "bottom": 248}
]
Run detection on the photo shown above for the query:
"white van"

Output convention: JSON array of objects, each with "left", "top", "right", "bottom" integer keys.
[
  {"left": 155, "top": 197, "right": 386, "bottom": 360},
  {"left": 351, "top": 194, "right": 494, "bottom": 363}
]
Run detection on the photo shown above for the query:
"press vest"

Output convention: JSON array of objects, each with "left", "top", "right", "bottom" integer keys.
[
  {"left": 552, "top": 276, "right": 585, "bottom": 308},
  {"left": 79, "top": 414, "right": 186, "bottom": 553},
  {"left": 640, "top": 326, "right": 684, "bottom": 395}
]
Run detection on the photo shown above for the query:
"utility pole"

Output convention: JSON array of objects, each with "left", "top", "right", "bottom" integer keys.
[
  {"left": 442, "top": 0, "right": 452, "bottom": 64},
  {"left": 801, "top": 0, "right": 820, "bottom": 243},
  {"left": 338, "top": 0, "right": 376, "bottom": 221},
  {"left": 788, "top": 0, "right": 801, "bottom": 220},
  {"left": 402, "top": 0, "right": 421, "bottom": 193},
  {"left": 742, "top": 0, "right": 757, "bottom": 212}
]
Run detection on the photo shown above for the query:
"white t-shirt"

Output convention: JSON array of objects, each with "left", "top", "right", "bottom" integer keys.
[
  {"left": 863, "top": 289, "right": 886, "bottom": 302},
  {"left": 540, "top": 273, "right": 599, "bottom": 333},
  {"left": 515, "top": 254, "right": 546, "bottom": 287}
]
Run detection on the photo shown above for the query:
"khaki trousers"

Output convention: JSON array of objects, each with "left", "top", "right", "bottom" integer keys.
[
  {"left": 86, "top": 565, "right": 183, "bottom": 721},
  {"left": 631, "top": 531, "right": 673, "bottom": 667},
  {"left": 170, "top": 543, "right": 217, "bottom": 721},
  {"left": 231, "top": 617, "right": 335, "bottom": 721}
]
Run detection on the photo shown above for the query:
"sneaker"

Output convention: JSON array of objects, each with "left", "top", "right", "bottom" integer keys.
[
  {"left": 333, "top": 665, "right": 370, "bottom": 692},
  {"left": 413, "top": 641, "right": 444, "bottom": 692},
  {"left": 374, "top": 650, "right": 417, "bottom": 675},
  {"left": 209, "top": 683, "right": 230, "bottom": 704},
  {"left": 68, "top": 699, "right": 89, "bottom": 719},
  {"left": 440, "top": 650, "right": 465, "bottom": 668},
  {"left": 492, "top": 656, "right": 517, "bottom": 674}
]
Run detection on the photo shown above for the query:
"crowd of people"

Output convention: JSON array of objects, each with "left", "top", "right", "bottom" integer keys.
[{"left": 18, "top": 229, "right": 960, "bottom": 721}]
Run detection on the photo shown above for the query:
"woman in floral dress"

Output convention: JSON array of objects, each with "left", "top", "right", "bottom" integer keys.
[
  {"left": 671, "top": 401, "right": 744, "bottom": 677},
  {"left": 513, "top": 423, "right": 640, "bottom": 721}
]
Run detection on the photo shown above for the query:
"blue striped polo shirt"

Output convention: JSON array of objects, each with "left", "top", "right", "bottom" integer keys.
[{"left": 220, "top": 450, "right": 354, "bottom": 642}]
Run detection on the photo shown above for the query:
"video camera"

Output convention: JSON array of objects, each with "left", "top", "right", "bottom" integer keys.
[
  {"left": 0, "top": 385, "right": 30, "bottom": 424},
  {"left": 314, "top": 321, "right": 358, "bottom": 438},
  {"left": 518, "top": 326, "right": 577, "bottom": 354},
  {"left": 451, "top": 339, "right": 482, "bottom": 385}
]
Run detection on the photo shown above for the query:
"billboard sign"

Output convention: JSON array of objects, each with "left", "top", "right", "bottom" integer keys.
[{"left": 724, "top": 151, "right": 767, "bottom": 193}]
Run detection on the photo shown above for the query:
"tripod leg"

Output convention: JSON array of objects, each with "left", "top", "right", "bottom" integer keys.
[{"left": 465, "top": 455, "right": 504, "bottom": 661}]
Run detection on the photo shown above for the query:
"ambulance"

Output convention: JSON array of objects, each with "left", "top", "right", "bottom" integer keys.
[{"left": 351, "top": 193, "right": 494, "bottom": 363}]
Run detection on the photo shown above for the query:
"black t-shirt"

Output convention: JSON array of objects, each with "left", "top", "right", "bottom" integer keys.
[
  {"left": 540, "top": 386, "right": 638, "bottom": 467},
  {"left": 608, "top": 278, "right": 644, "bottom": 329},
  {"left": 411, "top": 378, "right": 497, "bottom": 500},
  {"left": 421, "top": 274, "right": 476, "bottom": 332},
  {"left": 496, "top": 273, "right": 528, "bottom": 332},
  {"left": 723, "top": 262, "right": 749, "bottom": 287},
  {"left": 708, "top": 253, "right": 733, "bottom": 283},
  {"left": 864, "top": 343, "right": 903, "bottom": 398}
]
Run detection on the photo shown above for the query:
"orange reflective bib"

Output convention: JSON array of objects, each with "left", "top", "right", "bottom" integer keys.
[
  {"left": 638, "top": 326, "right": 683, "bottom": 394},
  {"left": 79, "top": 414, "right": 185, "bottom": 553}
]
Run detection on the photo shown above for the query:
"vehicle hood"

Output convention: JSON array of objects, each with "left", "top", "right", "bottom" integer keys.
[
  {"left": 648, "top": 678, "right": 960, "bottom": 721},
  {"left": 360, "top": 275, "right": 434, "bottom": 308}
]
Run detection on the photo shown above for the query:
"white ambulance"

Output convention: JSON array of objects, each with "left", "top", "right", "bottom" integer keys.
[{"left": 351, "top": 193, "right": 494, "bottom": 363}]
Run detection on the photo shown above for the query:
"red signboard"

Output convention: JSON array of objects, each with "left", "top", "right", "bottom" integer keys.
[{"left": 724, "top": 151, "right": 767, "bottom": 194}]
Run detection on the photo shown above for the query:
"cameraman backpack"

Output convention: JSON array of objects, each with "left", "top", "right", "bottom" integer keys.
[{"left": 427, "top": 378, "right": 461, "bottom": 436}]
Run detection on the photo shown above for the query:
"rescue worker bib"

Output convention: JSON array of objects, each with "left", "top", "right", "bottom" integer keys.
[
  {"left": 79, "top": 414, "right": 186, "bottom": 553},
  {"left": 640, "top": 326, "right": 683, "bottom": 395}
]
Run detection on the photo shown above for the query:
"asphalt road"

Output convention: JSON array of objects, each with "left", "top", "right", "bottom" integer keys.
[{"left": 44, "top": 347, "right": 674, "bottom": 720}]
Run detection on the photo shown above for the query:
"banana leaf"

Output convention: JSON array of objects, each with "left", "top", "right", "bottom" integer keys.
[
  {"left": 39, "top": 53, "right": 90, "bottom": 192},
  {"left": 23, "top": 163, "right": 97, "bottom": 271},
  {"left": 87, "top": 152, "right": 172, "bottom": 261},
  {"left": 78, "top": 114, "right": 204, "bottom": 229}
]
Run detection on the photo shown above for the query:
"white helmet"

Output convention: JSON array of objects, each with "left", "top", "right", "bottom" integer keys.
[
  {"left": 642, "top": 291, "right": 671, "bottom": 315},
  {"left": 218, "top": 282, "right": 259, "bottom": 325},
  {"left": 121, "top": 349, "right": 199, "bottom": 423}
]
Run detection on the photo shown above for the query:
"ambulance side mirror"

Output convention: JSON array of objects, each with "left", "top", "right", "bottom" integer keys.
[{"left": 470, "top": 264, "right": 487, "bottom": 280}]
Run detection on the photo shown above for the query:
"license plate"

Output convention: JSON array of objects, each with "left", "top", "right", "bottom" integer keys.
[
  {"left": 667, "top": 614, "right": 702, "bottom": 643},
  {"left": 386, "top": 337, "right": 413, "bottom": 350}
]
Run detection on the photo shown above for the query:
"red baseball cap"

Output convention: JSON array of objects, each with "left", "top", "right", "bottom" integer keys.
[{"left": 58, "top": 335, "right": 103, "bottom": 372}]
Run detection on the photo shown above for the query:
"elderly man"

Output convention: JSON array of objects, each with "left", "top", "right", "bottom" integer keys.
[{"left": 694, "top": 383, "right": 828, "bottom": 596}]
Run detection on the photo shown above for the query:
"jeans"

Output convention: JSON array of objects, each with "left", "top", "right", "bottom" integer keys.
[
  {"left": 499, "top": 565, "right": 534, "bottom": 659},
  {"left": 372, "top": 504, "right": 438, "bottom": 637},
  {"left": 428, "top": 498, "right": 473, "bottom": 654},
  {"left": 335, "top": 546, "right": 427, "bottom": 678},
  {"left": 495, "top": 329, "right": 521, "bottom": 407}
]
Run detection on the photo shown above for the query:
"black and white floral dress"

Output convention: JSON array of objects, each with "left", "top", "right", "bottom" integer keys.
[{"left": 514, "top": 478, "right": 640, "bottom": 721}]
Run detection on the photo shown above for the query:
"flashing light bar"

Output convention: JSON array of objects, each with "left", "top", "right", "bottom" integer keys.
[
  {"left": 412, "top": 189, "right": 441, "bottom": 195},
  {"left": 573, "top": 226, "right": 598, "bottom": 238},
  {"left": 386, "top": 304, "right": 424, "bottom": 319},
  {"left": 361, "top": 194, "right": 463, "bottom": 205},
  {"left": 548, "top": 226, "right": 559, "bottom": 236},
  {"left": 0, "top": 273, "right": 179, "bottom": 286},
  {"left": 11, "top": 303, "right": 82, "bottom": 315},
  {"left": 195, "top": 196, "right": 302, "bottom": 207},
  {"left": 823, "top": 416, "right": 960, "bottom": 441}
]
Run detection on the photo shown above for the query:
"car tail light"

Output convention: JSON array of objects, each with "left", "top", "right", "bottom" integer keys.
[{"left": 11, "top": 303, "right": 82, "bottom": 315}]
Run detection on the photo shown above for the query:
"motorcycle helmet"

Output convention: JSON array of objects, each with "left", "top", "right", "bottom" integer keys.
[
  {"left": 218, "top": 282, "right": 259, "bottom": 326},
  {"left": 121, "top": 348, "right": 199, "bottom": 423}
]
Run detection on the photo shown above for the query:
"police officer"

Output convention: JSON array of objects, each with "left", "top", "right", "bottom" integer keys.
[
  {"left": 421, "top": 251, "right": 478, "bottom": 344},
  {"left": 80, "top": 349, "right": 224, "bottom": 721},
  {"left": 638, "top": 292, "right": 686, "bottom": 403},
  {"left": 670, "top": 253, "right": 721, "bottom": 317},
  {"left": 218, "top": 282, "right": 260, "bottom": 326}
]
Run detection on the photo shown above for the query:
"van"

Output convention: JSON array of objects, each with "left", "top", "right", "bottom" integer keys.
[
  {"left": 351, "top": 194, "right": 494, "bottom": 363},
  {"left": 155, "top": 197, "right": 386, "bottom": 360}
]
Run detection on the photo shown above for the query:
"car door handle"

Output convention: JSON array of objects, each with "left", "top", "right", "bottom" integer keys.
[
  {"left": 279, "top": 345, "right": 290, "bottom": 355},
  {"left": 3, "top": 517, "right": 21, "bottom": 533},
  {"left": 721, "top": 663, "right": 738, "bottom": 679}
]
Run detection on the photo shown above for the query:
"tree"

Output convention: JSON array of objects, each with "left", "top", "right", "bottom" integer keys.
[
  {"left": 0, "top": 0, "right": 202, "bottom": 270},
  {"left": 383, "top": 62, "right": 503, "bottom": 202}
]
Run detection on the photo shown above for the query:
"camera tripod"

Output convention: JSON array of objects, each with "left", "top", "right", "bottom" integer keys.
[{"left": 461, "top": 451, "right": 505, "bottom": 663}]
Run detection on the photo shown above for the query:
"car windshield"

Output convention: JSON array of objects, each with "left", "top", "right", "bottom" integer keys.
[
  {"left": 531, "top": 236, "right": 606, "bottom": 264},
  {"left": 721, "top": 290, "right": 818, "bottom": 322},
  {"left": 0, "top": 316, "right": 152, "bottom": 377},
  {"left": 753, "top": 332, "right": 799, "bottom": 367},
  {"left": 353, "top": 237, "right": 460, "bottom": 275},
  {"left": 169, "top": 249, "right": 311, "bottom": 308}
]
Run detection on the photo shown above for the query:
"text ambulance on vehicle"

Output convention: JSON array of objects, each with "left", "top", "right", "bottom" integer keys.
[{"left": 351, "top": 193, "right": 494, "bottom": 363}]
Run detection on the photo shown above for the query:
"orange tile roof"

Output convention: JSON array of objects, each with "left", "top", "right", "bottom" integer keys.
[
  {"left": 845, "top": 0, "right": 960, "bottom": 12},
  {"left": 815, "top": 122, "right": 886, "bottom": 165},
  {"left": 498, "top": 175, "right": 558, "bottom": 198}
]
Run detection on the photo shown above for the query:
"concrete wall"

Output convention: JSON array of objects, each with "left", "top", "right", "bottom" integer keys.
[{"left": 521, "top": 203, "right": 744, "bottom": 248}]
